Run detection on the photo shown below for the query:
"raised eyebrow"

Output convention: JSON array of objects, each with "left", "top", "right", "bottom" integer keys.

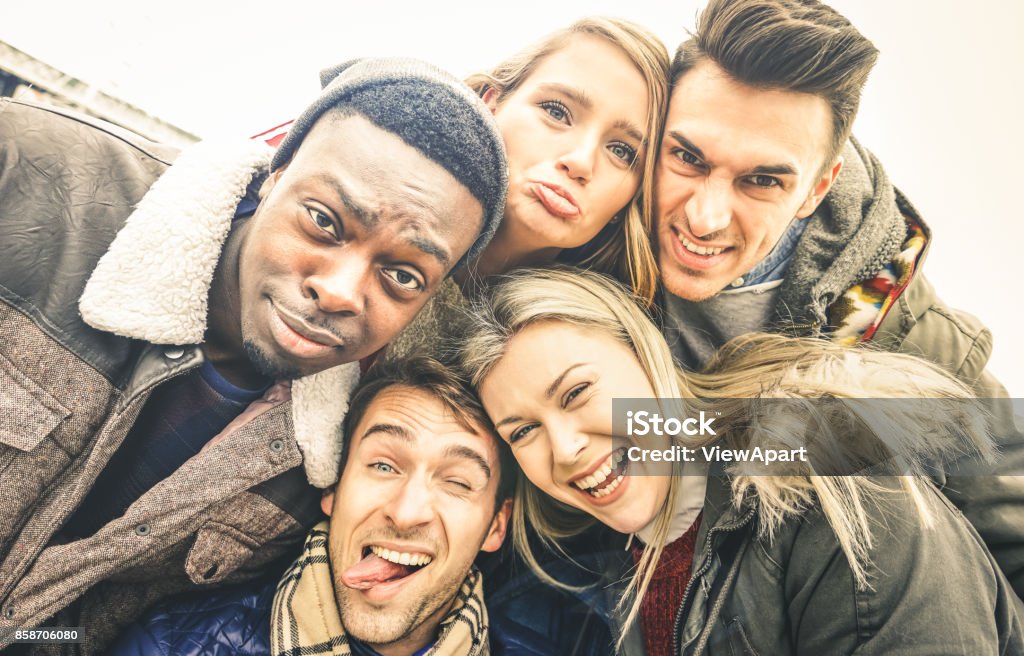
[
  {"left": 666, "top": 131, "right": 706, "bottom": 162},
  {"left": 749, "top": 163, "right": 798, "bottom": 177},
  {"left": 313, "top": 172, "right": 379, "bottom": 228},
  {"left": 361, "top": 422, "right": 413, "bottom": 442},
  {"left": 443, "top": 444, "right": 492, "bottom": 481},
  {"left": 537, "top": 82, "right": 593, "bottom": 110}
]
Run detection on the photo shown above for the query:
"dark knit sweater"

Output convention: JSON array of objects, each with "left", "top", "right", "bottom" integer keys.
[{"left": 631, "top": 513, "right": 703, "bottom": 656}]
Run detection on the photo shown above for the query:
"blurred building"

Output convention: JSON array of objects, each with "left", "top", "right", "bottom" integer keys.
[{"left": 0, "top": 40, "right": 198, "bottom": 148}]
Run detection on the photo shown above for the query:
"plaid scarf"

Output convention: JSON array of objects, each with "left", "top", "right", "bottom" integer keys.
[{"left": 271, "top": 522, "right": 490, "bottom": 656}]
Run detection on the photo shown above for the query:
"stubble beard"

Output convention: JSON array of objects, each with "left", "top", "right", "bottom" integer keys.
[
  {"left": 242, "top": 338, "right": 304, "bottom": 381},
  {"left": 334, "top": 568, "right": 465, "bottom": 648}
]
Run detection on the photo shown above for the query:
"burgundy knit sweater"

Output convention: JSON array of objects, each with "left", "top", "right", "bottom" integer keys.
[{"left": 630, "top": 512, "right": 703, "bottom": 656}]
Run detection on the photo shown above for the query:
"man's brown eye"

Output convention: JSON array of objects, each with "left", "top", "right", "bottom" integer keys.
[
  {"left": 750, "top": 175, "right": 780, "bottom": 188},
  {"left": 308, "top": 208, "right": 338, "bottom": 238},
  {"left": 383, "top": 268, "right": 423, "bottom": 291}
]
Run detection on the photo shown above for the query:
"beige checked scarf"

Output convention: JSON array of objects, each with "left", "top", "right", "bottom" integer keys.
[{"left": 271, "top": 522, "right": 490, "bottom": 656}]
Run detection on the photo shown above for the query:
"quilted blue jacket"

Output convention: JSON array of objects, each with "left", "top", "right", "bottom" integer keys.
[{"left": 108, "top": 580, "right": 274, "bottom": 656}]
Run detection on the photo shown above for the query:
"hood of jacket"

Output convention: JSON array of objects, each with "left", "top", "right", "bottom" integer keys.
[
  {"left": 78, "top": 139, "right": 360, "bottom": 488},
  {"left": 774, "top": 136, "right": 920, "bottom": 335}
]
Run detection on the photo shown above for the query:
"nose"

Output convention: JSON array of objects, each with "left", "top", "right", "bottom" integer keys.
[
  {"left": 685, "top": 179, "right": 732, "bottom": 238},
  {"left": 548, "top": 423, "right": 590, "bottom": 467},
  {"left": 384, "top": 477, "right": 437, "bottom": 530},
  {"left": 304, "top": 254, "right": 369, "bottom": 315},
  {"left": 556, "top": 133, "right": 599, "bottom": 185}
]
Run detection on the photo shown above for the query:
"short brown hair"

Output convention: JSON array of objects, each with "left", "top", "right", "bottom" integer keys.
[
  {"left": 341, "top": 355, "right": 516, "bottom": 509},
  {"left": 671, "top": 0, "right": 878, "bottom": 167}
]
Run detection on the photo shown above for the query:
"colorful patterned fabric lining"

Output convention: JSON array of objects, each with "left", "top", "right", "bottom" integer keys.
[{"left": 826, "top": 217, "right": 928, "bottom": 346}]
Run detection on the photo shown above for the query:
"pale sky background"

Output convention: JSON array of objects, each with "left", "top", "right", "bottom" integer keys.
[{"left": 1, "top": 0, "right": 1021, "bottom": 395}]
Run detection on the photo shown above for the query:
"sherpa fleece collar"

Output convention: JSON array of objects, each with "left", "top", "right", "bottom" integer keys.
[{"left": 79, "top": 140, "right": 359, "bottom": 488}]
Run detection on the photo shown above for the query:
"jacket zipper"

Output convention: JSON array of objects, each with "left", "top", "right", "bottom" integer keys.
[{"left": 672, "top": 506, "right": 756, "bottom": 655}]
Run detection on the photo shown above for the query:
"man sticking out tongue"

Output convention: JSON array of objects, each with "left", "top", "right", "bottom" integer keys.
[{"left": 111, "top": 356, "right": 514, "bottom": 656}]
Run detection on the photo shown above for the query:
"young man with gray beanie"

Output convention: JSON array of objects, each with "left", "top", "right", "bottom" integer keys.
[{"left": 0, "top": 57, "right": 505, "bottom": 654}]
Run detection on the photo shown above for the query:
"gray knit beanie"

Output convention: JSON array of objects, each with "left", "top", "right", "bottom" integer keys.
[{"left": 271, "top": 57, "right": 507, "bottom": 271}]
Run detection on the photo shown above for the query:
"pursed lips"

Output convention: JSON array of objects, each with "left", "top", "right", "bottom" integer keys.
[{"left": 530, "top": 180, "right": 582, "bottom": 220}]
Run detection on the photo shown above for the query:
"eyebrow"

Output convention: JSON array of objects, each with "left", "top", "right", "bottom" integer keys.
[
  {"left": 315, "top": 172, "right": 379, "bottom": 228},
  {"left": 409, "top": 235, "right": 451, "bottom": 268},
  {"left": 444, "top": 444, "right": 492, "bottom": 481},
  {"left": 539, "top": 82, "right": 592, "bottom": 110},
  {"left": 750, "top": 163, "right": 798, "bottom": 177},
  {"left": 614, "top": 120, "right": 646, "bottom": 147},
  {"left": 361, "top": 423, "right": 414, "bottom": 444},
  {"left": 494, "top": 363, "right": 586, "bottom": 429},
  {"left": 316, "top": 173, "right": 452, "bottom": 268},
  {"left": 667, "top": 131, "right": 798, "bottom": 176},
  {"left": 666, "top": 131, "right": 706, "bottom": 161},
  {"left": 361, "top": 423, "right": 492, "bottom": 480},
  {"left": 540, "top": 82, "right": 645, "bottom": 146}
]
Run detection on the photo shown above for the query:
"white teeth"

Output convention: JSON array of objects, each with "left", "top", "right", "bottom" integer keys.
[
  {"left": 572, "top": 451, "right": 624, "bottom": 492},
  {"left": 370, "top": 545, "right": 432, "bottom": 567},
  {"left": 681, "top": 236, "right": 724, "bottom": 256},
  {"left": 591, "top": 474, "right": 624, "bottom": 498}
]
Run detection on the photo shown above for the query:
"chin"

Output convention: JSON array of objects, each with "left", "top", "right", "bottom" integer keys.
[{"left": 661, "top": 269, "right": 727, "bottom": 303}]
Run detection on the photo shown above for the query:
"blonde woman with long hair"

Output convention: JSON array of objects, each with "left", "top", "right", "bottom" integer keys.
[
  {"left": 387, "top": 18, "right": 667, "bottom": 360},
  {"left": 462, "top": 267, "right": 1022, "bottom": 655}
]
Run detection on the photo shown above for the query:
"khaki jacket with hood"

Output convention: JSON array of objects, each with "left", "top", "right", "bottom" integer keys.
[{"left": 660, "top": 136, "right": 1024, "bottom": 598}]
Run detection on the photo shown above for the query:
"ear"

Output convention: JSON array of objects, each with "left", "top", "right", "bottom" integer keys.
[
  {"left": 258, "top": 166, "right": 286, "bottom": 200},
  {"left": 796, "top": 156, "right": 843, "bottom": 219},
  {"left": 481, "top": 87, "right": 500, "bottom": 114},
  {"left": 479, "top": 498, "right": 512, "bottom": 553},
  {"left": 320, "top": 486, "right": 337, "bottom": 517}
]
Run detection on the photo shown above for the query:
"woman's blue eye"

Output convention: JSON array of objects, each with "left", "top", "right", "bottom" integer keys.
[
  {"left": 372, "top": 462, "right": 395, "bottom": 474},
  {"left": 609, "top": 143, "right": 637, "bottom": 165},
  {"left": 540, "top": 101, "right": 571, "bottom": 123}
]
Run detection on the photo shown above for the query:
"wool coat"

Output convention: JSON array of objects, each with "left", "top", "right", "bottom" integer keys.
[{"left": 0, "top": 99, "right": 360, "bottom": 654}]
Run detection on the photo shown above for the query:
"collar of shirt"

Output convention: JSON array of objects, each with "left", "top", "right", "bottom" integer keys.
[{"left": 729, "top": 218, "right": 809, "bottom": 289}]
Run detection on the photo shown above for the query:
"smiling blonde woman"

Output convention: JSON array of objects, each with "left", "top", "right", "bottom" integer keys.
[{"left": 461, "top": 266, "right": 1022, "bottom": 655}]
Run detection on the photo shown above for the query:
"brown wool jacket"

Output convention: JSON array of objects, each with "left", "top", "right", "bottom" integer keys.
[{"left": 0, "top": 100, "right": 360, "bottom": 654}]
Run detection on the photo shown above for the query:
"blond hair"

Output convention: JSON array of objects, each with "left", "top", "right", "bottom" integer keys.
[
  {"left": 460, "top": 266, "right": 992, "bottom": 642},
  {"left": 466, "top": 17, "right": 668, "bottom": 304}
]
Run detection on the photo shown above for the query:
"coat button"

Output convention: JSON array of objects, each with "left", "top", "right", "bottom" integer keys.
[
  {"left": 164, "top": 347, "right": 186, "bottom": 360},
  {"left": 3, "top": 607, "right": 13, "bottom": 619},
  {"left": 731, "top": 277, "right": 745, "bottom": 288},
  {"left": 270, "top": 439, "right": 285, "bottom": 453},
  {"left": 135, "top": 523, "right": 152, "bottom": 536}
]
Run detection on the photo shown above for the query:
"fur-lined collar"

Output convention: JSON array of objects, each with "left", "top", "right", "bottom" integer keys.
[{"left": 79, "top": 140, "right": 359, "bottom": 488}]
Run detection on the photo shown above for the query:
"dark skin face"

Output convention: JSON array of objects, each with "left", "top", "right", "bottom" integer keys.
[{"left": 205, "top": 113, "right": 483, "bottom": 387}]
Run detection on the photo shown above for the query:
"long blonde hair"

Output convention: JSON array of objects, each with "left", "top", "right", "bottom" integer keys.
[
  {"left": 459, "top": 266, "right": 992, "bottom": 640},
  {"left": 465, "top": 18, "right": 668, "bottom": 305}
]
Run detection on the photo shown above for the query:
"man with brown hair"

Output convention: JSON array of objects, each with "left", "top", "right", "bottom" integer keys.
[
  {"left": 0, "top": 58, "right": 507, "bottom": 654},
  {"left": 654, "top": 0, "right": 1024, "bottom": 598},
  {"left": 110, "top": 355, "right": 514, "bottom": 655}
]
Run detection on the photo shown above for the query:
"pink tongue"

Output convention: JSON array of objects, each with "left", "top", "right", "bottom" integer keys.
[{"left": 341, "top": 553, "right": 410, "bottom": 590}]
